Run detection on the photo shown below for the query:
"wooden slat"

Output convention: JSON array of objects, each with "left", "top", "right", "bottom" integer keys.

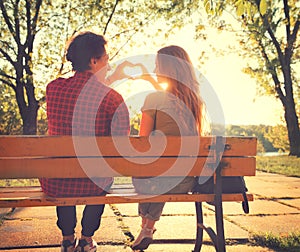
[
  {"left": 222, "top": 157, "right": 256, "bottom": 176},
  {"left": 0, "top": 136, "right": 209, "bottom": 157},
  {"left": 223, "top": 137, "right": 257, "bottom": 156},
  {"left": 0, "top": 136, "right": 257, "bottom": 157},
  {"left": 0, "top": 187, "right": 253, "bottom": 208},
  {"left": 0, "top": 157, "right": 255, "bottom": 178}
]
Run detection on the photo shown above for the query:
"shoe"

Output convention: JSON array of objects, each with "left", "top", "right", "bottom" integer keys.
[
  {"left": 131, "top": 227, "right": 154, "bottom": 251},
  {"left": 75, "top": 239, "right": 97, "bottom": 252},
  {"left": 61, "top": 239, "right": 77, "bottom": 252},
  {"left": 141, "top": 225, "right": 157, "bottom": 234}
]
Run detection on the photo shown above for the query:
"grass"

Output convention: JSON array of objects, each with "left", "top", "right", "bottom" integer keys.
[
  {"left": 253, "top": 156, "right": 300, "bottom": 251},
  {"left": 256, "top": 155, "right": 300, "bottom": 177},
  {"left": 251, "top": 232, "right": 300, "bottom": 251},
  {"left": 114, "top": 177, "right": 132, "bottom": 185},
  {"left": 0, "top": 177, "right": 131, "bottom": 187},
  {"left": 0, "top": 179, "right": 39, "bottom": 187}
]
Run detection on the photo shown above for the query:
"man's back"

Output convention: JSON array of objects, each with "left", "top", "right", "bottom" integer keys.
[{"left": 46, "top": 71, "right": 129, "bottom": 136}]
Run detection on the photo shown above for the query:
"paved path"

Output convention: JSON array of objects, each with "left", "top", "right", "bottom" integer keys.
[{"left": 0, "top": 171, "right": 299, "bottom": 251}]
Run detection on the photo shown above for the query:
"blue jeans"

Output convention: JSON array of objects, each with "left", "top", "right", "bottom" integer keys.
[
  {"left": 133, "top": 176, "right": 196, "bottom": 221},
  {"left": 56, "top": 204, "right": 105, "bottom": 237}
]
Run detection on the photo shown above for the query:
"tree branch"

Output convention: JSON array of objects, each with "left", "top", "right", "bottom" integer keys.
[
  {"left": 14, "top": 0, "right": 21, "bottom": 46},
  {"left": 32, "top": 0, "right": 42, "bottom": 31},
  {"left": 109, "top": 12, "right": 154, "bottom": 60},
  {"left": 248, "top": 1, "right": 285, "bottom": 64},
  {"left": 261, "top": 14, "right": 286, "bottom": 71},
  {"left": 109, "top": 31, "right": 136, "bottom": 61},
  {"left": 24, "top": 0, "right": 42, "bottom": 77},
  {"left": 258, "top": 40, "right": 286, "bottom": 105},
  {"left": 0, "top": 40, "right": 17, "bottom": 57},
  {"left": 24, "top": 0, "right": 32, "bottom": 76},
  {"left": 58, "top": 2, "right": 74, "bottom": 76},
  {"left": 282, "top": 0, "right": 299, "bottom": 62},
  {"left": 25, "top": 0, "right": 31, "bottom": 46},
  {"left": 0, "top": 71, "right": 16, "bottom": 81},
  {"left": 0, "top": 78, "right": 17, "bottom": 92},
  {"left": 26, "top": 0, "right": 42, "bottom": 51},
  {"left": 0, "top": 47, "right": 16, "bottom": 67},
  {"left": 288, "top": 20, "right": 300, "bottom": 58},
  {"left": 289, "top": 20, "right": 300, "bottom": 51},
  {"left": 283, "top": 0, "right": 291, "bottom": 40},
  {"left": 109, "top": 26, "right": 141, "bottom": 40},
  {"left": 0, "top": 0, "right": 16, "bottom": 41},
  {"left": 103, "top": 0, "right": 119, "bottom": 35}
]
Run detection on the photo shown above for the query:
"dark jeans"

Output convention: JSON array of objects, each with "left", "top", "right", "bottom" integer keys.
[{"left": 56, "top": 204, "right": 105, "bottom": 237}]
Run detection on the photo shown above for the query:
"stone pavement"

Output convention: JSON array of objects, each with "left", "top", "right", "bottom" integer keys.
[{"left": 0, "top": 171, "right": 299, "bottom": 252}]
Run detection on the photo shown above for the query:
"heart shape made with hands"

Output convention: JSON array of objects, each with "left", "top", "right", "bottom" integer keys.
[{"left": 123, "top": 65, "right": 144, "bottom": 77}]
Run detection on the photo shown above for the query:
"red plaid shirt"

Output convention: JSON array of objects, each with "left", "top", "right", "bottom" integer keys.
[{"left": 39, "top": 71, "right": 129, "bottom": 197}]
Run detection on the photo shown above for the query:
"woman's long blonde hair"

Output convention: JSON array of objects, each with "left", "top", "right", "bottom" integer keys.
[{"left": 157, "top": 45, "right": 203, "bottom": 134}]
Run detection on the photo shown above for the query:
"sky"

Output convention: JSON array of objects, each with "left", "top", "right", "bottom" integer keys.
[
  {"left": 202, "top": 52, "right": 283, "bottom": 126},
  {"left": 111, "top": 21, "right": 283, "bottom": 126}
]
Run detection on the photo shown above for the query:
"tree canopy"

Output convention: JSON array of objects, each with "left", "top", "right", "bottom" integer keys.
[
  {"left": 201, "top": 0, "right": 299, "bottom": 156},
  {"left": 0, "top": 0, "right": 298, "bottom": 156},
  {"left": 0, "top": 0, "right": 197, "bottom": 134}
]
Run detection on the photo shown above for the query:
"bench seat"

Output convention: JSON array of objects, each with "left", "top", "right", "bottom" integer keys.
[
  {"left": 0, "top": 185, "right": 253, "bottom": 208},
  {"left": 0, "top": 135, "right": 257, "bottom": 252}
]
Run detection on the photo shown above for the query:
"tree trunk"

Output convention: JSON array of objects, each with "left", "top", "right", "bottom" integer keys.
[
  {"left": 15, "top": 78, "right": 39, "bottom": 135},
  {"left": 21, "top": 104, "right": 39, "bottom": 135},
  {"left": 284, "top": 103, "right": 300, "bottom": 157},
  {"left": 281, "top": 45, "right": 300, "bottom": 157}
]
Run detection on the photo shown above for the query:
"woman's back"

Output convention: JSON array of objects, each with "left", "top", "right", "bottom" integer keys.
[{"left": 142, "top": 91, "right": 198, "bottom": 136}]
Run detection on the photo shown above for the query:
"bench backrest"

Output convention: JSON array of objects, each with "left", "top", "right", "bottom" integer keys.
[{"left": 0, "top": 136, "right": 256, "bottom": 179}]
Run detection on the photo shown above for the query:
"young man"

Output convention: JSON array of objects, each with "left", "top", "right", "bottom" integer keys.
[{"left": 39, "top": 32, "right": 130, "bottom": 252}]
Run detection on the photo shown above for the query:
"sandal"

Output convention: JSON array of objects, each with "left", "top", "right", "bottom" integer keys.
[{"left": 131, "top": 227, "right": 154, "bottom": 251}]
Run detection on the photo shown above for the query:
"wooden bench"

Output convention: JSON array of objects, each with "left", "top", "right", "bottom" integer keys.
[{"left": 0, "top": 135, "right": 256, "bottom": 252}]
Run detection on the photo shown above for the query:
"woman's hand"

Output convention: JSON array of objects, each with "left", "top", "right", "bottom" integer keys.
[
  {"left": 132, "top": 63, "right": 163, "bottom": 90},
  {"left": 105, "top": 60, "right": 135, "bottom": 85},
  {"left": 106, "top": 61, "right": 163, "bottom": 90}
]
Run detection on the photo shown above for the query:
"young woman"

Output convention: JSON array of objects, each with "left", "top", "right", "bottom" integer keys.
[{"left": 131, "top": 45, "right": 204, "bottom": 251}]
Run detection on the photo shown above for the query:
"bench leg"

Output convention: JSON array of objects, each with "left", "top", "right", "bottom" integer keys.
[
  {"left": 214, "top": 194, "right": 226, "bottom": 252},
  {"left": 194, "top": 201, "right": 220, "bottom": 252},
  {"left": 193, "top": 202, "right": 204, "bottom": 252},
  {"left": 214, "top": 136, "right": 226, "bottom": 252},
  {"left": 214, "top": 168, "right": 226, "bottom": 251}
]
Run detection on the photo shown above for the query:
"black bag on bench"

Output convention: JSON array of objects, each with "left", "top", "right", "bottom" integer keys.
[{"left": 193, "top": 176, "right": 249, "bottom": 214}]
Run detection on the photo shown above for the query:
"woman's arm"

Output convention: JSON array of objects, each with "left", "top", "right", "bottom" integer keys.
[
  {"left": 134, "top": 63, "right": 163, "bottom": 91},
  {"left": 139, "top": 112, "right": 155, "bottom": 136},
  {"left": 105, "top": 61, "right": 163, "bottom": 91}
]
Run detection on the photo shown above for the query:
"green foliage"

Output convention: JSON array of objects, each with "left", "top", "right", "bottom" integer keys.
[
  {"left": 263, "top": 124, "right": 289, "bottom": 152},
  {"left": 0, "top": 179, "right": 39, "bottom": 187},
  {"left": 37, "top": 104, "right": 48, "bottom": 135},
  {"left": 256, "top": 156, "right": 300, "bottom": 177},
  {"left": 0, "top": 85, "right": 22, "bottom": 135},
  {"left": 32, "top": 0, "right": 198, "bottom": 78},
  {"left": 1, "top": 0, "right": 298, "bottom": 155},
  {"left": 225, "top": 124, "right": 289, "bottom": 153},
  {"left": 0, "top": 0, "right": 197, "bottom": 135},
  {"left": 129, "top": 121, "right": 290, "bottom": 154},
  {"left": 251, "top": 232, "right": 300, "bottom": 251},
  {"left": 130, "top": 112, "right": 141, "bottom": 136},
  {"left": 206, "top": 0, "right": 300, "bottom": 99},
  {"left": 202, "top": 0, "right": 300, "bottom": 156}
]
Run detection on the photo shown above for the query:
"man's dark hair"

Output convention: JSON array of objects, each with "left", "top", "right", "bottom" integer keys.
[{"left": 66, "top": 32, "right": 107, "bottom": 72}]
